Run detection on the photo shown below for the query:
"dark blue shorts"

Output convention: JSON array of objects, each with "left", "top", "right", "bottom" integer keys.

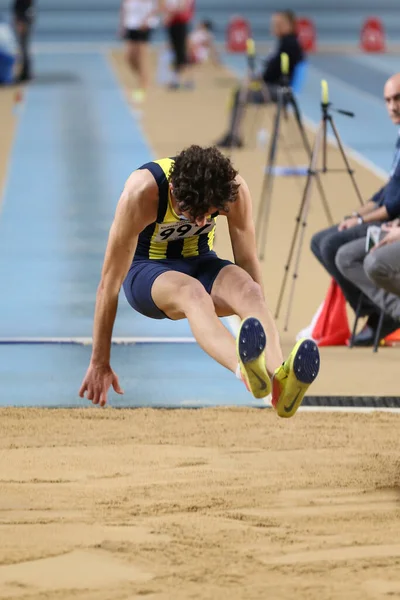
[{"left": 123, "top": 251, "right": 233, "bottom": 319}]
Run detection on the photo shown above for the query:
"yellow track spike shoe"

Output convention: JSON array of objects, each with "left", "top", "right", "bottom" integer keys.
[
  {"left": 236, "top": 317, "right": 271, "bottom": 399},
  {"left": 272, "top": 338, "right": 320, "bottom": 418}
]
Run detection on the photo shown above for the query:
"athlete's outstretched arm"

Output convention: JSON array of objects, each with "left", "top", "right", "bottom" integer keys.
[
  {"left": 227, "top": 175, "right": 264, "bottom": 291},
  {"left": 79, "top": 170, "right": 157, "bottom": 406}
]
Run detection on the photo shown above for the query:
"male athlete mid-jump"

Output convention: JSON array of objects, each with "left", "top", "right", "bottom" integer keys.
[{"left": 79, "top": 145, "right": 320, "bottom": 414}]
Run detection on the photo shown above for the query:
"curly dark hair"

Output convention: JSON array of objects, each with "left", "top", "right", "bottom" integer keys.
[{"left": 169, "top": 145, "right": 240, "bottom": 220}]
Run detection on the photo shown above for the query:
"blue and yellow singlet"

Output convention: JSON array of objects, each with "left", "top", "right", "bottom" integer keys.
[{"left": 134, "top": 158, "right": 218, "bottom": 260}]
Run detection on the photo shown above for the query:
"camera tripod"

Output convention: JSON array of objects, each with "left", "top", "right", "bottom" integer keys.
[
  {"left": 275, "top": 80, "right": 365, "bottom": 332},
  {"left": 255, "top": 56, "right": 334, "bottom": 260}
]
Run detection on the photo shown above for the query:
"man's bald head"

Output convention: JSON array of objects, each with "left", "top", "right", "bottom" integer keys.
[{"left": 384, "top": 74, "right": 400, "bottom": 124}]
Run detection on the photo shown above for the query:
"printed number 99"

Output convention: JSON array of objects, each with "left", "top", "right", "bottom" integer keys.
[{"left": 159, "top": 224, "right": 193, "bottom": 240}]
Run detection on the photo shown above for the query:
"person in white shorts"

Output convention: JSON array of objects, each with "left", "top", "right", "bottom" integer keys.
[{"left": 120, "top": 0, "right": 160, "bottom": 103}]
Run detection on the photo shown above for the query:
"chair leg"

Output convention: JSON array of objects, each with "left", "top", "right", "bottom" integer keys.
[
  {"left": 349, "top": 293, "right": 364, "bottom": 348},
  {"left": 373, "top": 309, "right": 385, "bottom": 353}
]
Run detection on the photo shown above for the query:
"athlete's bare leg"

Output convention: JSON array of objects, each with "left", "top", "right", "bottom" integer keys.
[
  {"left": 150, "top": 267, "right": 317, "bottom": 413},
  {"left": 210, "top": 264, "right": 283, "bottom": 375},
  {"left": 136, "top": 41, "right": 150, "bottom": 91},
  {"left": 151, "top": 271, "right": 238, "bottom": 372},
  {"left": 125, "top": 40, "right": 139, "bottom": 76}
]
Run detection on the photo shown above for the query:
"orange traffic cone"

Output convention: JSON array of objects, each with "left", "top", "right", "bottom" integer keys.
[
  {"left": 297, "top": 279, "right": 351, "bottom": 346},
  {"left": 383, "top": 328, "right": 400, "bottom": 347}
]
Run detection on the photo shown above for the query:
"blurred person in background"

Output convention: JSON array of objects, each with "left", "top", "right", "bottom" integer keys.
[
  {"left": 216, "top": 9, "right": 304, "bottom": 148},
  {"left": 156, "top": 15, "right": 215, "bottom": 89},
  {"left": 187, "top": 19, "right": 220, "bottom": 66},
  {"left": 12, "top": 0, "right": 34, "bottom": 83},
  {"left": 162, "top": 0, "right": 195, "bottom": 89},
  {"left": 120, "top": 0, "right": 160, "bottom": 104}
]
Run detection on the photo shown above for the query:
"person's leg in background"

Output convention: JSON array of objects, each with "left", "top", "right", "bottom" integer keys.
[
  {"left": 310, "top": 223, "right": 378, "bottom": 314},
  {"left": 15, "top": 18, "right": 32, "bottom": 82},
  {"left": 167, "top": 21, "right": 192, "bottom": 89},
  {"left": 364, "top": 241, "right": 400, "bottom": 328},
  {"left": 167, "top": 23, "right": 179, "bottom": 88},
  {"left": 217, "top": 85, "right": 248, "bottom": 148},
  {"left": 215, "top": 83, "right": 274, "bottom": 149},
  {"left": 125, "top": 35, "right": 140, "bottom": 88},
  {"left": 335, "top": 238, "right": 400, "bottom": 345},
  {"left": 125, "top": 30, "right": 153, "bottom": 103},
  {"left": 134, "top": 31, "right": 152, "bottom": 102}
]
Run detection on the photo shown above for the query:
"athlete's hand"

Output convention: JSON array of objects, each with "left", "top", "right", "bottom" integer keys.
[{"left": 79, "top": 363, "right": 124, "bottom": 407}]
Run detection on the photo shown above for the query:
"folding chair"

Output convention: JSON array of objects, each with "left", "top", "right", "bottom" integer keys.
[{"left": 291, "top": 60, "right": 308, "bottom": 96}]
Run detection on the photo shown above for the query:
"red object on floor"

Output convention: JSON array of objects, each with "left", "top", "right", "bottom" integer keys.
[
  {"left": 360, "top": 17, "right": 386, "bottom": 52},
  {"left": 383, "top": 328, "right": 400, "bottom": 346},
  {"left": 226, "top": 15, "right": 251, "bottom": 53},
  {"left": 311, "top": 279, "right": 351, "bottom": 346},
  {"left": 296, "top": 17, "right": 316, "bottom": 52}
]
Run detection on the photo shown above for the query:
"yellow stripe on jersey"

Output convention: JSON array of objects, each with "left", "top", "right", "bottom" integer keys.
[
  {"left": 148, "top": 158, "right": 175, "bottom": 260},
  {"left": 207, "top": 219, "right": 217, "bottom": 250},
  {"left": 182, "top": 234, "right": 200, "bottom": 258},
  {"left": 149, "top": 223, "right": 168, "bottom": 259}
]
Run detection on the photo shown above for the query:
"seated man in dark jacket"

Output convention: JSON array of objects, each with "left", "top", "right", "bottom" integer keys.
[
  {"left": 311, "top": 73, "right": 400, "bottom": 345},
  {"left": 216, "top": 9, "right": 304, "bottom": 149}
]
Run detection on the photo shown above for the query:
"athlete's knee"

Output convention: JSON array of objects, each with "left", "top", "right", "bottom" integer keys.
[
  {"left": 179, "top": 280, "right": 213, "bottom": 312},
  {"left": 238, "top": 279, "right": 264, "bottom": 306}
]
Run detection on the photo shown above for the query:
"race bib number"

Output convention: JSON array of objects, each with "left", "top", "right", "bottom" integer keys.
[{"left": 154, "top": 219, "right": 215, "bottom": 242}]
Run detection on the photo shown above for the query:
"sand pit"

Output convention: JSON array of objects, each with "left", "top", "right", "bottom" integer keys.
[{"left": 1, "top": 408, "right": 400, "bottom": 599}]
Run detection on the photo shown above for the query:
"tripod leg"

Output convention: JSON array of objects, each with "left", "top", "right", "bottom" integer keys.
[
  {"left": 322, "top": 115, "right": 328, "bottom": 173},
  {"left": 275, "top": 120, "right": 325, "bottom": 319},
  {"left": 290, "top": 95, "right": 334, "bottom": 226},
  {"left": 314, "top": 171, "right": 334, "bottom": 225},
  {"left": 329, "top": 117, "right": 364, "bottom": 206},
  {"left": 281, "top": 122, "right": 325, "bottom": 330},
  {"left": 256, "top": 88, "right": 284, "bottom": 259}
]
